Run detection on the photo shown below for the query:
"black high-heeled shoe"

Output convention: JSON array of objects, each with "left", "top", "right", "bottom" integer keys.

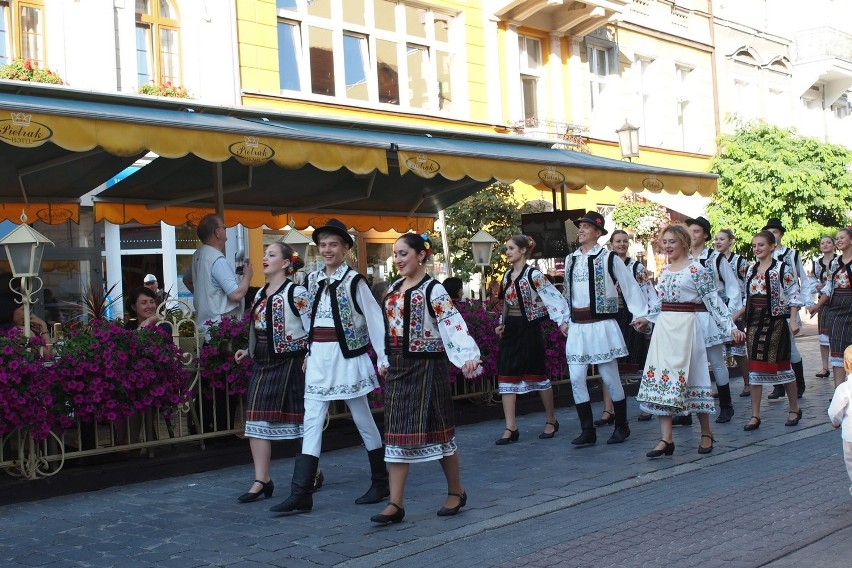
[
  {"left": 637, "top": 412, "right": 653, "bottom": 422},
  {"left": 593, "top": 410, "right": 614, "bottom": 427},
  {"left": 437, "top": 491, "right": 467, "bottom": 516},
  {"left": 646, "top": 439, "right": 675, "bottom": 458},
  {"left": 237, "top": 479, "right": 274, "bottom": 503},
  {"left": 816, "top": 369, "right": 831, "bottom": 378},
  {"left": 698, "top": 434, "right": 715, "bottom": 454},
  {"left": 495, "top": 428, "right": 519, "bottom": 445},
  {"left": 538, "top": 421, "right": 559, "bottom": 439},
  {"left": 785, "top": 409, "right": 802, "bottom": 427},
  {"left": 370, "top": 502, "right": 405, "bottom": 524},
  {"left": 743, "top": 416, "right": 761, "bottom": 431}
]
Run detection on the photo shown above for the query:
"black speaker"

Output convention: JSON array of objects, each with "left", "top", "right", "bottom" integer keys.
[{"left": 521, "top": 210, "right": 584, "bottom": 259}]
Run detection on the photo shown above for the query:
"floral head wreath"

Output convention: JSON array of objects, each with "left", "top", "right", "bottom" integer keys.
[
  {"left": 420, "top": 232, "right": 433, "bottom": 257},
  {"left": 523, "top": 234, "right": 536, "bottom": 252}
]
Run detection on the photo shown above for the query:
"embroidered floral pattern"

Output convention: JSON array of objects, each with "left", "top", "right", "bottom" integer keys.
[
  {"left": 305, "top": 375, "right": 379, "bottom": 398},
  {"left": 565, "top": 346, "right": 628, "bottom": 364}
]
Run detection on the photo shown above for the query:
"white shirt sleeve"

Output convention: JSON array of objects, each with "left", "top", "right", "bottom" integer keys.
[
  {"left": 611, "top": 254, "right": 648, "bottom": 319},
  {"left": 530, "top": 269, "right": 570, "bottom": 324},
  {"left": 356, "top": 278, "right": 389, "bottom": 369},
  {"left": 718, "top": 258, "right": 743, "bottom": 312},
  {"left": 292, "top": 284, "right": 313, "bottom": 333},
  {"left": 430, "top": 283, "right": 482, "bottom": 377}
]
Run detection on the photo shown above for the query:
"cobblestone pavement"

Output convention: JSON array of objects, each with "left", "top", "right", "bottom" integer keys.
[{"left": 1, "top": 332, "right": 850, "bottom": 568}]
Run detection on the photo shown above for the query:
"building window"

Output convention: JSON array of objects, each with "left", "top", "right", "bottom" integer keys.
[
  {"left": 676, "top": 65, "right": 693, "bottom": 150},
  {"left": 519, "top": 35, "right": 541, "bottom": 121},
  {"left": 833, "top": 95, "right": 850, "bottom": 120},
  {"left": 136, "top": 0, "right": 180, "bottom": 87},
  {"left": 0, "top": 0, "right": 46, "bottom": 67},
  {"left": 275, "top": 0, "right": 457, "bottom": 112},
  {"left": 636, "top": 57, "right": 654, "bottom": 144},
  {"left": 588, "top": 44, "right": 615, "bottom": 112}
]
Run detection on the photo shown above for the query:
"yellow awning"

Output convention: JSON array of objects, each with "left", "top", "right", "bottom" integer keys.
[{"left": 0, "top": 202, "right": 79, "bottom": 225}]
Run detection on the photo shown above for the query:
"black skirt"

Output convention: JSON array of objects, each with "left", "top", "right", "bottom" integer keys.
[{"left": 245, "top": 336, "right": 306, "bottom": 424}]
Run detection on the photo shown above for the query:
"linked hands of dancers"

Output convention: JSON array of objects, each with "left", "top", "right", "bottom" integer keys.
[
  {"left": 494, "top": 324, "right": 505, "bottom": 336},
  {"left": 730, "top": 329, "right": 746, "bottom": 343},
  {"left": 559, "top": 322, "right": 568, "bottom": 336},
  {"left": 630, "top": 317, "right": 649, "bottom": 332},
  {"left": 462, "top": 359, "right": 483, "bottom": 379}
]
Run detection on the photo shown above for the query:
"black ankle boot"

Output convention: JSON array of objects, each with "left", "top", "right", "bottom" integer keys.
[
  {"left": 768, "top": 384, "right": 785, "bottom": 400},
  {"left": 572, "top": 402, "right": 597, "bottom": 447},
  {"left": 792, "top": 361, "right": 805, "bottom": 398},
  {"left": 355, "top": 447, "right": 390, "bottom": 504},
  {"left": 607, "top": 399, "right": 630, "bottom": 444},
  {"left": 715, "top": 384, "right": 734, "bottom": 423},
  {"left": 269, "top": 454, "right": 318, "bottom": 513}
]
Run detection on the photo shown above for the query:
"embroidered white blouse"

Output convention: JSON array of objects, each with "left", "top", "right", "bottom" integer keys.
[
  {"left": 566, "top": 244, "right": 648, "bottom": 319},
  {"left": 385, "top": 281, "right": 482, "bottom": 378},
  {"left": 503, "top": 267, "right": 569, "bottom": 324}
]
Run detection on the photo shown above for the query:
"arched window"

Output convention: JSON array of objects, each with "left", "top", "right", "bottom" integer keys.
[
  {"left": 0, "top": 0, "right": 46, "bottom": 67},
  {"left": 136, "top": 0, "right": 180, "bottom": 86}
]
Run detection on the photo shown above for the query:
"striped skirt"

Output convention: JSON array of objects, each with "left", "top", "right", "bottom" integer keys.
[
  {"left": 745, "top": 297, "right": 793, "bottom": 385},
  {"left": 497, "top": 315, "right": 550, "bottom": 394},
  {"left": 824, "top": 289, "right": 852, "bottom": 368},
  {"left": 383, "top": 349, "right": 457, "bottom": 463},
  {"left": 244, "top": 336, "right": 305, "bottom": 440}
]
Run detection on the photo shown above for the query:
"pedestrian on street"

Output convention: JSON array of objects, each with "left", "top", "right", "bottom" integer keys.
[
  {"left": 827, "top": 344, "right": 852, "bottom": 496},
  {"left": 599, "top": 229, "right": 656, "bottom": 424},
  {"left": 734, "top": 231, "right": 802, "bottom": 432},
  {"left": 763, "top": 217, "right": 813, "bottom": 400},
  {"left": 370, "top": 232, "right": 482, "bottom": 525},
  {"left": 233, "top": 242, "right": 315, "bottom": 504},
  {"left": 811, "top": 235, "right": 837, "bottom": 379},
  {"left": 686, "top": 217, "right": 742, "bottom": 425},
  {"left": 270, "top": 219, "right": 390, "bottom": 514},
  {"left": 808, "top": 227, "right": 852, "bottom": 388},
  {"left": 637, "top": 224, "right": 744, "bottom": 458},
  {"left": 715, "top": 228, "right": 752, "bottom": 397},
  {"left": 494, "top": 235, "right": 569, "bottom": 445},
  {"left": 562, "top": 212, "right": 649, "bottom": 447}
]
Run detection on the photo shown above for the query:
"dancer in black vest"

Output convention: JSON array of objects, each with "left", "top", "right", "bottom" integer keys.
[{"left": 812, "top": 235, "right": 837, "bottom": 379}]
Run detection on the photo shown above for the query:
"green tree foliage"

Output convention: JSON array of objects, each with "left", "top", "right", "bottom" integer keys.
[
  {"left": 708, "top": 122, "right": 852, "bottom": 256},
  {"left": 439, "top": 182, "right": 522, "bottom": 282}
]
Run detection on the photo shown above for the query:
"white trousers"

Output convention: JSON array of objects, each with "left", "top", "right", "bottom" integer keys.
[
  {"left": 569, "top": 360, "right": 624, "bottom": 405},
  {"left": 707, "top": 343, "right": 729, "bottom": 387},
  {"left": 301, "top": 395, "right": 383, "bottom": 457}
]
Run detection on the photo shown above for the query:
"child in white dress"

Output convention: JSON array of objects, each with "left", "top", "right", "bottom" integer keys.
[{"left": 827, "top": 345, "right": 852, "bottom": 495}]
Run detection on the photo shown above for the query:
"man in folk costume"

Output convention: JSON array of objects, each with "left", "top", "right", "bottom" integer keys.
[
  {"left": 686, "top": 216, "right": 742, "bottom": 424},
  {"left": 270, "top": 219, "right": 390, "bottom": 514},
  {"left": 763, "top": 218, "right": 813, "bottom": 400},
  {"left": 563, "top": 212, "right": 649, "bottom": 446}
]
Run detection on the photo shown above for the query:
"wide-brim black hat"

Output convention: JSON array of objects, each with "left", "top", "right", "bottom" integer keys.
[
  {"left": 573, "top": 211, "right": 608, "bottom": 235},
  {"left": 762, "top": 217, "right": 786, "bottom": 233},
  {"left": 312, "top": 218, "right": 354, "bottom": 246},
  {"left": 685, "top": 216, "right": 712, "bottom": 240}
]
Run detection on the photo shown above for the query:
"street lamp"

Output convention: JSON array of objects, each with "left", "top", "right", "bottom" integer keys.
[
  {"left": 615, "top": 120, "right": 640, "bottom": 161},
  {"left": 469, "top": 229, "right": 497, "bottom": 303},
  {"left": 0, "top": 215, "right": 54, "bottom": 338},
  {"left": 281, "top": 228, "right": 314, "bottom": 259}
]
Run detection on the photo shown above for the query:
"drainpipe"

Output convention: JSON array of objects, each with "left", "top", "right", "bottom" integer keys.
[{"left": 707, "top": 0, "right": 721, "bottom": 138}]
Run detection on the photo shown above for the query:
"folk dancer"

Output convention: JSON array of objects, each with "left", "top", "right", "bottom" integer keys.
[{"left": 562, "top": 212, "right": 649, "bottom": 447}]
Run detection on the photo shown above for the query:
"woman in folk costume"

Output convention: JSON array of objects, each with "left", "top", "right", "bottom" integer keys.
[
  {"left": 637, "top": 224, "right": 744, "bottom": 458},
  {"left": 270, "top": 219, "right": 390, "bottom": 514},
  {"left": 494, "top": 235, "right": 569, "bottom": 445},
  {"left": 562, "top": 212, "right": 649, "bottom": 447},
  {"left": 234, "top": 242, "right": 314, "bottom": 503},
  {"left": 808, "top": 228, "right": 852, "bottom": 388},
  {"left": 685, "top": 217, "right": 742, "bottom": 425},
  {"left": 734, "top": 231, "right": 802, "bottom": 431},
  {"left": 598, "top": 229, "right": 657, "bottom": 425},
  {"left": 811, "top": 235, "right": 837, "bottom": 379},
  {"left": 714, "top": 228, "right": 752, "bottom": 398},
  {"left": 370, "top": 233, "right": 482, "bottom": 525}
]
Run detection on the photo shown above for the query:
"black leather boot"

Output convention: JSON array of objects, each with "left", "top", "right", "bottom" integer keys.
[
  {"left": 715, "top": 384, "right": 734, "bottom": 423},
  {"left": 269, "top": 454, "right": 318, "bottom": 513},
  {"left": 792, "top": 361, "right": 805, "bottom": 398},
  {"left": 607, "top": 399, "right": 631, "bottom": 444},
  {"left": 767, "top": 384, "right": 785, "bottom": 400},
  {"left": 354, "top": 447, "right": 390, "bottom": 504},
  {"left": 571, "top": 402, "right": 597, "bottom": 447}
]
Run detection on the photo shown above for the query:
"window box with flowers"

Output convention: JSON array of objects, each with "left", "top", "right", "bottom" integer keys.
[
  {"left": 198, "top": 313, "right": 252, "bottom": 398},
  {"left": 138, "top": 81, "right": 192, "bottom": 99},
  {"left": 0, "top": 58, "right": 64, "bottom": 85},
  {"left": 50, "top": 320, "right": 191, "bottom": 424}
]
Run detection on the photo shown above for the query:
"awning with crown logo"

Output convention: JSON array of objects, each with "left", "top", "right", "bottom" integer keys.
[{"left": 0, "top": 84, "right": 716, "bottom": 231}]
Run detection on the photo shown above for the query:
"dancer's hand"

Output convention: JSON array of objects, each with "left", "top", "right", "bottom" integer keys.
[
  {"left": 495, "top": 325, "right": 505, "bottom": 336},
  {"left": 559, "top": 322, "right": 568, "bottom": 336},
  {"left": 378, "top": 364, "right": 389, "bottom": 378},
  {"left": 462, "top": 359, "right": 482, "bottom": 377},
  {"left": 631, "top": 317, "right": 649, "bottom": 332},
  {"left": 731, "top": 329, "right": 746, "bottom": 343},
  {"left": 789, "top": 320, "right": 800, "bottom": 336},
  {"left": 234, "top": 349, "right": 248, "bottom": 362}
]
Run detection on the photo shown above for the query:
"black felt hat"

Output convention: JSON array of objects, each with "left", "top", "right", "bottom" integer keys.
[
  {"left": 312, "top": 218, "right": 354, "bottom": 246},
  {"left": 685, "top": 216, "right": 712, "bottom": 241},
  {"left": 573, "top": 211, "right": 608, "bottom": 235},
  {"left": 762, "top": 217, "right": 786, "bottom": 233}
]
